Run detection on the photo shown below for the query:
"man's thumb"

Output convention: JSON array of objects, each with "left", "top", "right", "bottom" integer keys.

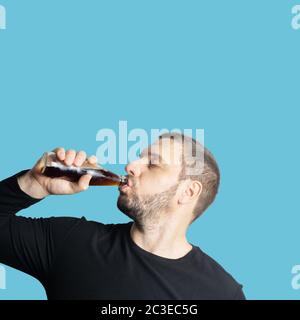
[{"left": 33, "top": 153, "right": 47, "bottom": 174}]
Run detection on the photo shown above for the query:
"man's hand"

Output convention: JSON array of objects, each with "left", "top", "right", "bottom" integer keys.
[{"left": 17, "top": 148, "right": 98, "bottom": 199}]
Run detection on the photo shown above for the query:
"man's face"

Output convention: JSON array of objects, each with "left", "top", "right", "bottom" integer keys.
[{"left": 117, "top": 139, "right": 183, "bottom": 225}]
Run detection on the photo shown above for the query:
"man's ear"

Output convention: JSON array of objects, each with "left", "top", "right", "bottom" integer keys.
[{"left": 178, "top": 180, "right": 202, "bottom": 205}]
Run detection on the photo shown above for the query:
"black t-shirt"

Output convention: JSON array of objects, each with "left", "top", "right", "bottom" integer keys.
[{"left": 0, "top": 170, "right": 245, "bottom": 300}]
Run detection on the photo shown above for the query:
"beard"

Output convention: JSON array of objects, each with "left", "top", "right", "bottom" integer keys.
[{"left": 117, "top": 183, "right": 179, "bottom": 229}]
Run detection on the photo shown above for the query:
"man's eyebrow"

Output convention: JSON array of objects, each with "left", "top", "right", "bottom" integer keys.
[
  {"left": 150, "top": 153, "right": 165, "bottom": 164},
  {"left": 140, "top": 149, "right": 166, "bottom": 164}
]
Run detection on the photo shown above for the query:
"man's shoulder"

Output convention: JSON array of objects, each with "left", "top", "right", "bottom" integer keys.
[
  {"left": 79, "top": 217, "right": 132, "bottom": 234},
  {"left": 60, "top": 217, "right": 133, "bottom": 244},
  {"left": 193, "top": 247, "right": 245, "bottom": 299}
]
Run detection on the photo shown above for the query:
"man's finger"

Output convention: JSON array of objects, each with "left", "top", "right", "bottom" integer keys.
[
  {"left": 65, "top": 149, "right": 76, "bottom": 166},
  {"left": 74, "top": 151, "right": 87, "bottom": 167},
  {"left": 72, "top": 174, "right": 92, "bottom": 193},
  {"left": 52, "top": 147, "right": 65, "bottom": 161},
  {"left": 88, "top": 155, "right": 97, "bottom": 165},
  {"left": 33, "top": 153, "right": 47, "bottom": 173}
]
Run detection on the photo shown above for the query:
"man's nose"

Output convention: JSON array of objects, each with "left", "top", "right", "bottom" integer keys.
[{"left": 125, "top": 160, "right": 142, "bottom": 177}]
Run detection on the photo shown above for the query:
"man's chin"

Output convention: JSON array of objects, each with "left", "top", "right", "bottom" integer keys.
[{"left": 117, "top": 195, "right": 135, "bottom": 220}]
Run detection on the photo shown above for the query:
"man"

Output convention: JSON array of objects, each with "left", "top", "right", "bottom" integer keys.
[{"left": 0, "top": 133, "right": 245, "bottom": 299}]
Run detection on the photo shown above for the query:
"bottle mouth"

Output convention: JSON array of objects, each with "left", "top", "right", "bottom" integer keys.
[{"left": 120, "top": 176, "right": 128, "bottom": 185}]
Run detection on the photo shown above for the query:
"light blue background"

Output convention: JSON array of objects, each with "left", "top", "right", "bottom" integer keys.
[{"left": 0, "top": 0, "right": 299, "bottom": 299}]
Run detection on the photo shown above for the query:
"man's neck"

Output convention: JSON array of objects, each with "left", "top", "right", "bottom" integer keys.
[{"left": 130, "top": 217, "right": 193, "bottom": 259}]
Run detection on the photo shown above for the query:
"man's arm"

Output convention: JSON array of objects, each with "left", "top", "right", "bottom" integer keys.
[{"left": 0, "top": 148, "right": 97, "bottom": 283}]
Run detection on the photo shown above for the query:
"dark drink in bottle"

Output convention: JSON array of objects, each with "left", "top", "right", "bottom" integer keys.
[{"left": 41, "top": 152, "right": 127, "bottom": 186}]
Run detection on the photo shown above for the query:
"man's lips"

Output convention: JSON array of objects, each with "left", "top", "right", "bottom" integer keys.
[
  {"left": 119, "top": 178, "right": 133, "bottom": 192},
  {"left": 119, "top": 184, "right": 130, "bottom": 192}
]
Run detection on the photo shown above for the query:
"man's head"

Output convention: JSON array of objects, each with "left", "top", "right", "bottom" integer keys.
[{"left": 117, "top": 132, "right": 220, "bottom": 228}]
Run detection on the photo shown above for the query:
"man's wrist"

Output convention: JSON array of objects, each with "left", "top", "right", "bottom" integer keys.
[{"left": 17, "top": 171, "right": 49, "bottom": 200}]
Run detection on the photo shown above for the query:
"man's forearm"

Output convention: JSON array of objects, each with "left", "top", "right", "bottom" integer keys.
[{"left": 0, "top": 170, "right": 43, "bottom": 215}]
